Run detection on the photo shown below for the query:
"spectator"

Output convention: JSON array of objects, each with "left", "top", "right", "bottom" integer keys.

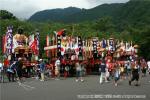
[
  {"left": 15, "top": 58, "right": 23, "bottom": 82},
  {"left": 140, "top": 59, "right": 147, "bottom": 77},
  {"left": 4, "top": 58, "right": 9, "bottom": 69},
  {"left": 0, "top": 60, "right": 4, "bottom": 82},
  {"left": 126, "top": 61, "right": 131, "bottom": 79},
  {"left": 7, "top": 61, "right": 16, "bottom": 82},
  {"left": 147, "top": 61, "right": 150, "bottom": 75},
  {"left": 46, "top": 63, "right": 53, "bottom": 78},
  {"left": 0, "top": 61, "right": 3, "bottom": 71},
  {"left": 55, "top": 58, "right": 61, "bottom": 80},
  {"left": 120, "top": 64, "right": 125, "bottom": 80},
  {"left": 39, "top": 59, "right": 45, "bottom": 81},
  {"left": 129, "top": 61, "right": 140, "bottom": 86},
  {"left": 64, "top": 64, "right": 69, "bottom": 78},
  {"left": 114, "top": 65, "right": 120, "bottom": 86},
  {"left": 75, "top": 61, "right": 83, "bottom": 82},
  {"left": 99, "top": 60, "right": 107, "bottom": 84},
  {"left": 35, "top": 61, "right": 41, "bottom": 80},
  {"left": 3, "top": 58, "right": 10, "bottom": 81}
]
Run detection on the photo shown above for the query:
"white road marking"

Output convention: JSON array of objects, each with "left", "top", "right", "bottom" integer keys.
[{"left": 17, "top": 82, "right": 35, "bottom": 91}]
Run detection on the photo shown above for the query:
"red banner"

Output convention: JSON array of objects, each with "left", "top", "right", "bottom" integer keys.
[
  {"left": 30, "top": 39, "right": 38, "bottom": 55},
  {"left": 2, "top": 35, "right": 6, "bottom": 54}
]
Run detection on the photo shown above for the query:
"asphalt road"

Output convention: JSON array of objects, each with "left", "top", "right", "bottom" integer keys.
[{"left": 1, "top": 75, "right": 150, "bottom": 100}]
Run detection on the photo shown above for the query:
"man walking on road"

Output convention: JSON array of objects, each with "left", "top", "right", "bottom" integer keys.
[
  {"left": 39, "top": 59, "right": 45, "bottom": 81},
  {"left": 129, "top": 60, "right": 140, "bottom": 86},
  {"left": 15, "top": 58, "right": 23, "bottom": 82},
  {"left": 99, "top": 60, "right": 107, "bottom": 84}
]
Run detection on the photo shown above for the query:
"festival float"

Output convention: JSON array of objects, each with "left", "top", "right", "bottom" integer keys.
[
  {"left": 44, "top": 29, "right": 139, "bottom": 74},
  {"left": 2, "top": 26, "right": 40, "bottom": 71}
]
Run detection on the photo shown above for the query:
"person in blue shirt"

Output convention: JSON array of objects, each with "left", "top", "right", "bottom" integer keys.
[
  {"left": 39, "top": 59, "right": 45, "bottom": 81},
  {"left": 7, "top": 61, "right": 16, "bottom": 82}
]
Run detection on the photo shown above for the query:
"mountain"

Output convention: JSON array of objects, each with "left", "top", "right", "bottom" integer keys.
[
  {"left": 29, "top": 7, "right": 83, "bottom": 22},
  {"left": 66, "top": 3, "right": 124, "bottom": 23},
  {"left": 29, "top": 0, "right": 150, "bottom": 24},
  {"left": 117, "top": 0, "right": 150, "bottom": 24},
  {"left": 28, "top": 4, "right": 124, "bottom": 23}
]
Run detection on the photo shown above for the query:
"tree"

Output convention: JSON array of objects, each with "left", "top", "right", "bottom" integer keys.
[
  {"left": 0, "top": 10, "right": 17, "bottom": 20},
  {"left": 138, "top": 26, "right": 150, "bottom": 60},
  {"left": 94, "top": 17, "right": 114, "bottom": 32}
]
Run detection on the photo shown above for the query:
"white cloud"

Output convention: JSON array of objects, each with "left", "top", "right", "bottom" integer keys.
[
  {"left": 0, "top": 0, "right": 39, "bottom": 19},
  {"left": 0, "top": 0, "right": 129, "bottom": 19},
  {"left": 86, "top": 0, "right": 129, "bottom": 8}
]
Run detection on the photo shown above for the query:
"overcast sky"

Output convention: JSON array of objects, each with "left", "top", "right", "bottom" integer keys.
[{"left": 0, "top": 0, "right": 129, "bottom": 19}]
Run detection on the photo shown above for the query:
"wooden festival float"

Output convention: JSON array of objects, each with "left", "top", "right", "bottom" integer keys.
[
  {"left": 44, "top": 29, "right": 139, "bottom": 74},
  {"left": 2, "top": 26, "right": 40, "bottom": 77}
]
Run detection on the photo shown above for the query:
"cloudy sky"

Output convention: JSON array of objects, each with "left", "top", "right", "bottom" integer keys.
[{"left": 0, "top": 0, "right": 129, "bottom": 19}]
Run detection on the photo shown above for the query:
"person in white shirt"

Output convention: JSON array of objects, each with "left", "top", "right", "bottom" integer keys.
[
  {"left": 0, "top": 60, "right": 4, "bottom": 82},
  {"left": 147, "top": 61, "right": 150, "bottom": 75},
  {"left": 114, "top": 65, "right": 120, "bottom": 86},
  {"left": 75, "top": 61, "right": 83, "bottom": 82},
  {"left": 55, "top": 58, "right": 61, "bottom": 80},
  {"left": 0, "top": 61, "right": 3, "bottom": 72},
  {"left": 126, "top": 61, "right": 132, "bottom": 78}
]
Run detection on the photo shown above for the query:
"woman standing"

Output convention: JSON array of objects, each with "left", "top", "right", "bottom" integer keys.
[{"left": 75, "top": 61, "right": 83, "bottom": 82}]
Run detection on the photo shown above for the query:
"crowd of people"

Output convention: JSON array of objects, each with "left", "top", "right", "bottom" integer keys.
[
  {"left": 100, "top": 58, "right": 150, "bottom": 86},
  {"left": 0, "top": 57, "right": 150, "bottom": 87}
]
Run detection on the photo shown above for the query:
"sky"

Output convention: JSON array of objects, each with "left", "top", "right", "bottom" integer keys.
[{"left": 0, "top": 0, "right": 129, "bottom": 19}]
